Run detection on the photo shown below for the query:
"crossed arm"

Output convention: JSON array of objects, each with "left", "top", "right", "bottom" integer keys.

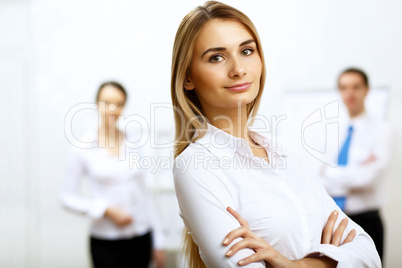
[
  {"left": 223, "top": 207, "right": 355, "bottom": 267},
  {"left": 174, "top": 154, "right": 381, "bottom": 267}
]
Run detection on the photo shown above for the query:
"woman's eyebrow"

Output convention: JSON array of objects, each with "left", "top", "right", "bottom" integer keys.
[
  {"left": 201, "top": 47, "right": 225, "bottom": 58},
  {"left": 201, "top": 39, "right": 256, "bottom": 58},
  {"left": 240, "top": 39, "right": 256, "bottom": 47}
]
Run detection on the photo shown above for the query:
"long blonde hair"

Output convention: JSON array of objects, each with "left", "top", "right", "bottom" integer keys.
[{"left": 171, "top": 1, "right": 266, "bottom": 267}]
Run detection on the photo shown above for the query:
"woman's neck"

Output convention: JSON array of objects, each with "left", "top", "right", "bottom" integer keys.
[
  {"left": 205, "top": 104, "right": 268, "bottom": 162},
  {"left": 99, "top": 121, "right": 119, "bottom": 134},
  {"left": 205, "top": 105, "right": 254, "bottom": 145},
  {"left": 98, "top": 122, "right": 121, "bottom": 148}
]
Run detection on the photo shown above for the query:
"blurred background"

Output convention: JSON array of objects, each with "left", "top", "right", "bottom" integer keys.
[{"left": 0, "top": 0, "right": 401, "bottom": 267}]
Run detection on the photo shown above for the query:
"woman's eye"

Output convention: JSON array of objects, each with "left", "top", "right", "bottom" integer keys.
[
  {"left": 241, "top": 48, "right": 254, "bottom": 56},
  {"left": 209, "top": 55, "right": 223, "bottom": 62}
]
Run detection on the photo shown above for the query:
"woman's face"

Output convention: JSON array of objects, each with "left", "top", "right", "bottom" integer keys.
[
  {"left": 185, "top": 19, "right": 262, "bottom": 114},
  {"left": 97, "top": 85, "right": 126, "bottom": 124}
]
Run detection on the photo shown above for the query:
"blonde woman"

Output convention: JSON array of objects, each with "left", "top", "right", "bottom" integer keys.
[{"left": 171, "top": 1, "right": 381, "bottom": 268}]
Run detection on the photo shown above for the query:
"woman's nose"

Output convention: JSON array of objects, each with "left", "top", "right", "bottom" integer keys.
[{"left": 228, "top": 57, "right": 246, "bottom": 78}]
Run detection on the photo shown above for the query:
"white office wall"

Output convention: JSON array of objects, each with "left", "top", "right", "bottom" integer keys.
[{"left": 0, "top": 0, "right": 401, "bottom": 267}]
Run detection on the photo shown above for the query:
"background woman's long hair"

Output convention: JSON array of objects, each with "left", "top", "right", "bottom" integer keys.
[{"left": 170, "top": 1, "right": 266, "bottom": 267}]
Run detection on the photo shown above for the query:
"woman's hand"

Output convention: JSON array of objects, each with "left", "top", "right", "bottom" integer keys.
[
  {"left": 152, "top": 250, "right": 167, "bottom": 268},
  {"left": 322, "top": 210, "right": 356, "bottom": 246},
  {"left": 104, "top": 206, "right": 133, "bottom": 227},
  {"left": 223, "top": 207, "right": 293, "bottom": 267},
  {"left": 223, "top": 207, "right": 356, "bottom": 267}
]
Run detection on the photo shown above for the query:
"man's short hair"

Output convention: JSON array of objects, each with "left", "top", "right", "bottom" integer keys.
[{"left": 338, "top": 67, "right": 369, "bottom": 87}]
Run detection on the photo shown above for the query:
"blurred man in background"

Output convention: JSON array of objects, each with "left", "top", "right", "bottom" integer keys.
[{"left": 319, "top": 68, "right": 394, "bottom": 261}]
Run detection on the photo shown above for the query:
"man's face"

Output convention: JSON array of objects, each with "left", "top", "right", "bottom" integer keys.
[{"left": 338, "top": 72, "right": 368, "bottom": 117}]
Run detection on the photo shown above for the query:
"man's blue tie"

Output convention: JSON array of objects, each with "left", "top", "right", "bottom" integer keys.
[
  {"left": 333, "top": 125, "right": 354, "bottom": 210},
  {"left": 338, "top": 125, "right": 354, "bottom": 166}
]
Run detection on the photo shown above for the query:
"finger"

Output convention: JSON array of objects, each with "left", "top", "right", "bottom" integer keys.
[
  {"left": 125, "top": 217, "right": 133, "bottom": 224},
  {"left": 332, "top": 217, "right": 348, "bottom": 246},
  {"left": 227, "top": 206, "right": 249, "bottom": 227},
  {"left": 225, "top": 237, "right": 266, "bottom": 257},
  {"left": 238, "top": 251, "right": 268, "bottom": 266},
  {"left": 321, "top": 210, "right": 338, "bottom": 244},
  {"left": 223, "top": 226, "right": 249, "bottom": 245},
  {"left": 238, "top": 248, "right": 282, "bottom": 266},
  {"left": 343, "top": 228, "right": 356, "bottom": 244},
  {"left": 226, "top": 238, "right": 251, "bottom": 257}
]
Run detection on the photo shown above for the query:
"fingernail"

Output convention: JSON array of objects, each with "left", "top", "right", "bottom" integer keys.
[
  {"left": 352, "top": 228, "right": 356, "bottom": 233},
  {"left": 332, "top": 210, "right": 338, "bottom": 216},
  {"left": 226, "top": 250, "right": 232, "bottom": 256},
  {"left": 238, "top": 260, "right": 244, "bottom": 265},
  {"left": 342, "top": 217, "right": 348, "bottom": 222},
  {"left": 223, "top": 238, "right": 229, "bottom": 245}
]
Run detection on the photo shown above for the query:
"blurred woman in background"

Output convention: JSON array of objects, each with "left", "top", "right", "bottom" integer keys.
[{"left": 60, "top": 81, "right": 166, "bottom": 268}]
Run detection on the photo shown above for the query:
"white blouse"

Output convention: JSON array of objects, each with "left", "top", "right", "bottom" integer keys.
[
  {"left": 60, "top": 132, "right": 163, "bottom": 249},
  {"left": 173, "top": 123, "right": 380, "bottom": 267}
]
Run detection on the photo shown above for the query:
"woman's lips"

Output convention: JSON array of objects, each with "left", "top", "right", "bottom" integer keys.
[{"left": 225, "top": 82, "right": 251, "bottom": 92}]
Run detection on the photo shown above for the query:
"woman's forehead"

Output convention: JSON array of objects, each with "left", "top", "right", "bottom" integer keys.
[{"left": 194, "top": 19, "right": 253, "bottom": 51}]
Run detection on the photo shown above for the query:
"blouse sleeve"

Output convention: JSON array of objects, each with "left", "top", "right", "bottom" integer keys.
[
  {"left": 147, "top": 195, "right": 165, "bottom": 250},
  {"left": 134, "top": 140, "right": 165, "bottom": 250},
  {"left": 142, "top": 166, "right": 165, "bottom": 250},
  {"left": 173, "top": 151, "right": 265, "bottom": 268},
  {"left": 59, "top": 149, "right": 108, "bottom": 219},
  {"left": 304, "top": 174, "right": 381, "bottom": 267}
]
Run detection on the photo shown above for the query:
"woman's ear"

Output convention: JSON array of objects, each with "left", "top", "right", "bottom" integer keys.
[{"left": 184, "top": 76, "right": 195, "bottom": 90}]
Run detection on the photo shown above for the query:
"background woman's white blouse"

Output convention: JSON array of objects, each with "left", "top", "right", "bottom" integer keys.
[
  {"left": 60, "top": 132, "right": 163, "bottom": 249},
  {"left": 173, "top": 124, "right": 380, "bottom": 267}
]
